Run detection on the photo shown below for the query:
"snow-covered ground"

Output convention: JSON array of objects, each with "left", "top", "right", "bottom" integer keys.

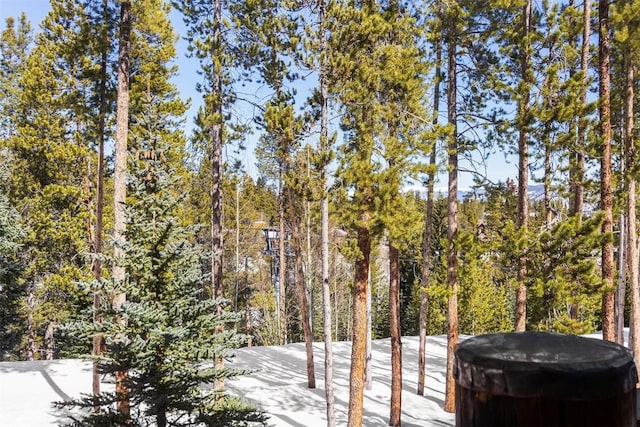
[{"left": 0, "top": 335, "right": 455, "bottom": 426}]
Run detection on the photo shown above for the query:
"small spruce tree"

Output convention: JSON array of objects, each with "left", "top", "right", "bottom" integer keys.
[{"left": 59, "top": 96, "right": 267, "bottom": 427}]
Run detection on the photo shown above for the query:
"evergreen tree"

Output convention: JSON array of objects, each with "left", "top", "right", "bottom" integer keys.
[
  {"left": 0, "top": 156, "right": 25, "bottom": 361},
  {"left": 5, "top": 1, "right": 97, "bottom": 360},
  {"left": 59, "top": 95, "right": 267, "bottom": 427},
  {"left": 0, "top": 13, "right": 32, "bottom": 140}
]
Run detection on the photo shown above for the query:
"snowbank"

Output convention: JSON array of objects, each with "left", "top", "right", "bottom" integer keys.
[{"left": 0, "top": 336, "right": 454, "bottom": 426}]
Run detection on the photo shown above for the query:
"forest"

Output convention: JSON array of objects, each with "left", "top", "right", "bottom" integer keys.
[{"left": 0, "top": 0, "right": 639, "bottom": 425}]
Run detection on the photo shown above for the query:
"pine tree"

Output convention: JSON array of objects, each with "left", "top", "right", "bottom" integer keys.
[
  {"left": 59, "top": 94, "right": 267, "bottom": 427},
  {"left": 599, "top": 0, "right": 616, "bottom": 342},
  {"left": 327, "top": 0, "right": 428, "bottom": 423},
  {"left": 0, "top": 13, "right": 32, "bottom": 140},
  {"left": 5, "top": 1, "right": 97, "bottom": 361},
  {"left": 0, "top": 156, "right": 25, "bottom": 361}
]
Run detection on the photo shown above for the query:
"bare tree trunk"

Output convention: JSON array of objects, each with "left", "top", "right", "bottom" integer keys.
[
  {"left": 418, "top": 36, "right": 440, "bottom": 397},
  {"left": 365, "top": 265, "right": 372, "bottom": 390},
  {"left": 599, "top": 0, "right": 615, "bottom": 342},
  {"left": 44, "top": 321, "right": 54, "bottom": 360},
  {"left": 288, "top": 186, "right": 316, "bottom": 388},
  {"left": 347, "top": 218, "right": 371, "bottom": 427},
  {"left": 93, "top": 0, "right": 108, "bottom": 403},
  {"left": 444, "top": 21, "right": 458, "bottom": 413},
  {"left": 278, "top": 181, "right": 287, "bottom": 345},
  {"left": 389, "top": 244, "right": 402, "bottom": 426},
  {"left": 515, "top": 0, "right": 532, "bottom": 332},
  {"left": 617, "top": 211, "right": 626, "bottom": 344},
  {"left": 319, "top": 0, "right": 335, "bottom": 419},
  {"left": 113, "top": 0, "right": 131, "bottom": 419},
  {"left": 624, "top": 50, "right": 638, "bottom": 377},
  {"left": 26, "top": 281, "right": 36, "bottom": 361}
]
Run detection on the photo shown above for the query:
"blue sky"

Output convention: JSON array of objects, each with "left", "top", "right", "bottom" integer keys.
[{"left": 0, "top": 0, "right": 519, "bottom": 191}]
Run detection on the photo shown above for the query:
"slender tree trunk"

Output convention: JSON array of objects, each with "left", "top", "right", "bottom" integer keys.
[
  {"left": 599, "top": 0, "right": 615, "bottom": 342},
  {"left": 544, "top": 130, "right": 552, "bottom": 231},
  {"left": 306, "top": 149, "right": 313, "bottom": 338},
  {"left": 569, "top": 0, "right": 591, "bottom": 321},
  {"left": 209, "top": 0, "right": 227, "bottom": 393},
  {"left": 113, "top": 0, "right": 131, "bottom": 419},
  {"left": 44, "top": 321, "right": 54, "bottom": 360},
  {"left": 347, "top": 217, "right": 371, "bottom": 427},
  {"left": 235, "top": 182, "right": 240, "bottom": 312},
  {"left": 93, "top": 0, "right": 108, "bottom": 403},
  {"left": 617, "top": 210, "right": 626, "bottom": 344},
  {"left": 26, "top": 281, "right": 36, "bottom": 361},
  {"left": 515, "top": 0, "right": 532, "bottom": 332},
  {"left": 319, "top": 0, "right": 335, "bottom": 419},
  {"left": 278, "top": 181, "right": 287, "bottom": 345},
  {"left": 389, "top": 244, "right": 402, "bottom": 426},
  {"left": 418, "top": 37, "right": 441, "bottom": 397},
  {"left": 288, "top": 186, "right": 316, "bottom": 388},
  {"left": 443, "top": 21, "right": 458, "bottom": 413},
  {"left": 573, "top": 0, "right": 590, "bottom": 219},
  {"left": 625, "top": 50, "right": 639, "bottom": 376},
  {"left": 365, "top": 263, "right": 372, "bottom": 390}
]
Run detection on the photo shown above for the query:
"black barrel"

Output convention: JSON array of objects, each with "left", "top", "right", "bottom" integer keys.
[{"left": 454, "top": 332, "right": 638, "bottom": 427}]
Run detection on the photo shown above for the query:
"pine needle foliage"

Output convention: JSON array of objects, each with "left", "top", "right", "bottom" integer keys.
[{"left": 58, "top": 96, "right": 267, "bottom": 427}]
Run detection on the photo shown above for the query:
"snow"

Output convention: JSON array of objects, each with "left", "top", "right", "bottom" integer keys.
[{"left": 0, "top": 335, "right": 455, "bottom": 426}]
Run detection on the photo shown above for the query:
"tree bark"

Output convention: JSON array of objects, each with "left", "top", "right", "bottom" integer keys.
[
  {"left": 26, "top": 281, "right": 36, "bottom": 361},
  {"left": 278, "top": 181, "right": 287, "bottom": 345},
  {"left": 288, "top": 185, "right": 316, "bottom": 388},
  {"left": 444, "top": 19, "right": 458, "bottom": 413},
  {"left": 319, "top": 0, "right": 335, "bottom": 419},
  {"left": 418, "top": 36, "right": 440, "bottom": 397},
  {"left": 347, "top": 218, "right": 371, "bottom": 427},
  {"left": 389, "top": 244, "right": 402, "bottom": 426},
  {"left": 572, "top": 0, "right": 590, "bottom": 219},
  {"left": 44, "top": 321, "right": 54, "bottom": 360},
  {"left": 569, "top": 0, "right": 591, "bottom": 321},
  {"left": 599, "top": 0, "right": 615, "bottom": 342},
  {"left": 113, "top": 0, "right": 131, "bottom": 419},
  {"left": 92, "top": 0, "right": 108, "bottom": 403},
  {"left": 209, "top": 0, "right": 227, "bottom": 393},
  {"left": 515, "top": 0, "right": 532, "bottom": 333},
  {"left": 624, "top": 49, "right": 638, "bottom": 377}
]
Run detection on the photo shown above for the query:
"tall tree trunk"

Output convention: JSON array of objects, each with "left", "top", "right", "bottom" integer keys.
[
  {"left": 278, "top": 180, "right": 287, "bottom": 345},
  {"left": 515, "top": 0, "right": 532, "bottom": 332},
  {"left": 572, "top": 0, "right": 590, "bottom": 219},
  {"left": 209, "top": 0, "right": 227, "bottom": 393},
  {"left": 599, "top": 0, "right": 615, "bottom": 342},
  {"left": 444, "top": 20, "right": 458, "bottom": 413},
  {"left": 617, "top": 211, "right": 626, "bottom": 344},
  {"left": 389, "top": 243, "right": 402, "bottom": 426},
  {"left": 319, "top": 0, "right": 335, "bottom": 419},
  {"left": 93, "top": 0, "right": 108, "bottom": 403},
  {"left": 347, "top": 217, "right": 371, "bottom": 427},
  {"left": 365, "top": 261, "right": 372, "bottom": 390},
  {"left": 418, "top": 37, "right": 441, "bottom": 397},
  {"left": 624, "top": 50, "right": 639, "bottom": 376},
  {"left": 210, "top": 0, "right": 223, "bottom": 305},
  {"left": 288, "top": 186, "right": 316, "bottom": 388},
  {"left": 234, "top": 182, "right": 240, "bottom": 312},
  {"left": 569, "top": 0, "right": 591, "bottom": 321},
  {"left": 113, "top": 0, "right": 131, "bottom": 419}
]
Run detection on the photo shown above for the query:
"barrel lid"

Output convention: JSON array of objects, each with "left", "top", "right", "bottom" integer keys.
[{"left": 454, "top": 332, "right": 638, "bottom": 399}]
